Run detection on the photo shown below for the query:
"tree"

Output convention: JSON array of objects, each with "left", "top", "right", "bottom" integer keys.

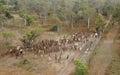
[
  {"left": 19, "top": 9, "right": 34, "bottom": 26},
  {"left": 19, "top": 9, "right": 27, "bottom": 26},
  {"left": 69, "top": 11, "right": 76, "bottom": 29},
  {"left": 20, "top": 29, "right": 40, "bottom": 48},
  {"left": 71, "top": 0, "right": 96, "bottom": 29},
  {"left": 23, "top": 0, "right": 51, "bottom": 25},
  {"left": 82, "top": 1, "right": 95, "bottom": 29},
  {"left": 74, "top": 60, "right": 88, "bottom": 75},
  {"left": 52, "top": 15, "right": 61, "bottom": 32},
  {"left": 101, "top": 0, "right": 114, "bottom": 16},
  {"left": 14, "top": 0, "right": 115, "bottom": 30},
  {"left": 113, "top": 3, "right": 120, "bottom": 23},
  {"left": 90, "top": 0, "right": 105, "bottom": 13},
  {"left": 95, "top": 13, "right": 106, "bottom": 34},
  {"left": 72, "top": 0, "right": 84, "bottom": 24}
]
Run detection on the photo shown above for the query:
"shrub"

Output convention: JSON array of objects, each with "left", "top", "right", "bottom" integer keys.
[
  {"left": 26, "top": 15, "right": 34, "bottom": 26},
  {"left": 5, "top": 11, "right": 13, "bottom": 19},
  {"left": 20, "top": 29, "right": 39, "bottom": 48},
  {"left": 19, "top": 10, "right": 34, "bottom": 26},
  {"left": 74, "top": 60, "right": 88, "bottom": 75}
]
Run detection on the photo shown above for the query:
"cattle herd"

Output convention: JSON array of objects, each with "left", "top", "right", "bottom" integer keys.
[{"left": 2, "top": 31, "right": 99, "bottom": 59}]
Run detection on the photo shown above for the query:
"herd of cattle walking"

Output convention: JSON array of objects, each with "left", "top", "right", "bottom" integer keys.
[{"left": 2, "top": 31, "right": 99, "bottom": 59}]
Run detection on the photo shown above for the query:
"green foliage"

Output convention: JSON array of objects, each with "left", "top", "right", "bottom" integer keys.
[
  {"left": 27, "top": 30, "right": 38, "bottom": 40},
  {"left": 0, "top": 3, "right": 8, "bottom": 13},
  {"left": 102, "top": 6, "right": 111, "bottom": 17},
  {"left": 11, "top": 0, "right": 116, "bottom": 29},
  {"left": 74, "top": 60, "right": 88, "bottom": 75},
  {"left": 57, "top": 8, "right": 67, "bottom": 20},
  {"left": 101, "top": 0, "right": 114, "bottom": 16},
  {"left": 19, "top": 9, "right": 27, "bottom": 18},
  {"left": 73, "top": 1, "right": 81, "bottom": 14},
  {"left": 26, "top": 15, "right": 34, "bottom": 26},
  {"left": 19, "top": 9, "right": 34, "bottom": 26},
  {"left": 20, "top": 29, "right": 39, "bottom": 44},
  {"left": 20, "top": 36, "right": 27, "bottom": 44},
  {"left": 113, "top": 3, "right": 120, "bottom": 23},
  {"left": 95, "top": 13, "right": 106, "bottom": 33},
  {"left": 2, "top": 32, "right": 15, "bottom": 40}
]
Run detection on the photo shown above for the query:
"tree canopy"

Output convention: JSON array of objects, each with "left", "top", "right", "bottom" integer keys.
[{"left": 95, "top": 13, "right": 106, "bottom": 34}]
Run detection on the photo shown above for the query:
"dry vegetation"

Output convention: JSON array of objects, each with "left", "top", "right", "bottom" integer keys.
[
  {"left": 0, "top": 0, "right": 120, "bottom": 75},
  {"left": 107, "top": 26, "right": 120, "bottom": 75},
  {"left": 88, "top": 24, "right": 119, "bottom": 75}
]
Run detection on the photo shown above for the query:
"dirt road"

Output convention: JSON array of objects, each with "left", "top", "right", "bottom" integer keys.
[
  {"left": 88, "top": 24, "right": 119, "bottom": 75},
  {"left": 56, "top": 15, "right": 114, "bottom": 75},
  {"left": 56, "top": 32, "right": 101, "bottom": 75}
]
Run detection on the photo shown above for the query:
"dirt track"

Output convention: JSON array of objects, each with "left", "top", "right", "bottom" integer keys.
[
  {"left": 88, "top": 24, "right": 119, "bottom": 75},
  {"left": 56, "top": 15, "right": 113, "bottom": 75},
  {"left": 56, "top": 30, "right": 101, "bottom": 75}
]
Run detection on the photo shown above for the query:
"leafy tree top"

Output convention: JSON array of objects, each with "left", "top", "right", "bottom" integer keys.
[{"left": 95, "top": 13, "right": 106, "bottom": 28}]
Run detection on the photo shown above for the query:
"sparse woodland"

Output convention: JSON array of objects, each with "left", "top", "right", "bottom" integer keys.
[{"left": 0, "top": 0, "right": 120, "bottom": 75}]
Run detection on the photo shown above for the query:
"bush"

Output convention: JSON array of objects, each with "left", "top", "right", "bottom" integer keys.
[
  {"left": 26, "top": 15, "right": 34, "bottom": 26},
  {"left": 20, "top": 30, "right": 38, "bottom": 42},
  {"left": 74, "top": 60, "right": 88, "bottom": 75},
  {"left": 19, "top": 10, "right": 34, "bottom": 26},
  {"left": 95, "top": 13, "right": 106, "bottom": 33},
  {"left": 19, "top": 10, "right": 27, "bottom": 18},
  {"left": 5, "top": 11, "right": 13, "bottom": 19},
  {"left": 20, "top": 29, "right": 39, "bottom": 48}
]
